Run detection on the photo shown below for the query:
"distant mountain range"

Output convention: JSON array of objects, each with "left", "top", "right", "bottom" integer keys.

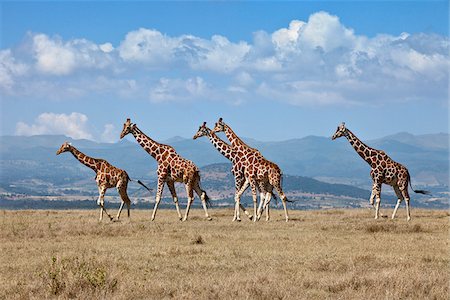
[{"left": 0, "top": 132, "right": 448, "bottom": 209}]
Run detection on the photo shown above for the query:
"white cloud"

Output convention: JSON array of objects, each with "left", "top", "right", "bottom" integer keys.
[
  {"left": 100, "top": 43, "right": 114, "bottom": 53},
  {"left": 0, "top": 49, "right": 29, "bottom": 91},
  {"left": 119, "top": 28, "right": 177, "bottom": 64},
  {"left": 32, "top": 34, "right": 113, "bottom": 75},
  {"left": 101, "top": 124, "right": 118, "bottom": 143},
  {"left": 149, "top": 76, "right": 209, "bottom": 102},
  {"left": 299, "top": 11, "right": 356, "bottom": 52},
  {"left": 15, "top": 112, "right": 93, "bottom": 140},
  {"left": 1, "top": 11, "right": 448, "bottom": 107},
  {"left": 33, "top": 34, "right": 77, "bottom": 75},
  {"left": 188, "top": 35, "right": 251, "bottom": 73},
  {"left": 272, "top": 20, "right": 305, "bottom": 52}
]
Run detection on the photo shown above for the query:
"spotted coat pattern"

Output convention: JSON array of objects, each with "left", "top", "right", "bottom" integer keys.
[
  {"left": 332, "top": 123, "right": 417, "bottom": 220},
  {"left": 56, "top": 142, "right": 131, "bottom": 221},
  {"left": 120, "top": 119, "right": 211, "bottom": 221},
  {"left": 212, "top": 118, "right": 289, "bottom": 222}
]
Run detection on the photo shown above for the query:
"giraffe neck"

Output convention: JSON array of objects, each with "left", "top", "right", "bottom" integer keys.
[
  {"left": 130, "top": 125, "right": 164, "bottom": 160},
  {"left": 223, "top": 124, "right": 249, "bottom": 149},
  {"left": 208, "top": 130, "right": 234, "bottom": 161},
  {"left": 69, "top": 147, "right": 99, "bottom": 172},
  {"left": 345, "top": 129, "right": 376, "bottom": 165}
]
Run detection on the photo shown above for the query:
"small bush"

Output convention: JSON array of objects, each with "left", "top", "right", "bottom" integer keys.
[
  {"left": 41, "top": 255, "right": 118, "bottom": 297},
  {"left": 191, "top": 235, "right": 204, "bottom": 245}
]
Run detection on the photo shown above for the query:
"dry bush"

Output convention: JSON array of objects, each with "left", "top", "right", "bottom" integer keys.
[{"left": 41, "top": 255, "right": 118, "bottom": 297}]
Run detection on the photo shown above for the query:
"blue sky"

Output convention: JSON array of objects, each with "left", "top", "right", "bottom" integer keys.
[{"left": 1, "top": 1, "right": 449, "bottom": 142}]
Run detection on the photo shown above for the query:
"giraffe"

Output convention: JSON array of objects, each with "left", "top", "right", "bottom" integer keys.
[
  {"left": 120, "top": 118, "right": 211, "bottom": 221},
  {"left": 193, "top": 122, "right": 271, "bottom": 221},
  {"left": 56, "top": 142, "right": 151, "bottom": 221},
  {"left": 332, "top": 122, "right": 429, "bottom": 221},
  {"left": 212, "top": 118, "right": 290, "bottom": 222}
]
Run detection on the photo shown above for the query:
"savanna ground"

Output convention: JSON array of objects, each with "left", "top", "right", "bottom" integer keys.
[{"left": 0, "top": 208, "right": 448, "bottom": 299}]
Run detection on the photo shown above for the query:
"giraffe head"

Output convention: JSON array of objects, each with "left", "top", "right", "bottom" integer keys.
[
  {"left": 56, "top": 141, "right": 72, "bottom": 155},
  {"left": 193, "top": 122, "right": 210, "bottom": 140},
  {"left": 212, "top": 117, "right": 226, "bottom": 133},
  {"left": 120, "top": 118, "right": 134, "bottom": 139},
  {"left": 332, "top": 122, "right": 348, "bottom": 140}
]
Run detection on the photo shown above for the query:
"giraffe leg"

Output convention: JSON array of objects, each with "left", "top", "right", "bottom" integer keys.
[
  {"left": 273, "top": 182, "right": 289, "bottom": 222},
  {"left": 183, "top": 184, "right": 194, "bottom": 221},
  {"left": 236, "top": 176, "right": 252, "bottom": 220},
  {"left": 264, "top": 192, "right": 272, "bottom": 221},
  {"left": 193, "top": 184, "right": 212, "bottom": 221},
  {"left": 97, "top": 185, "right": 113, "bottom": 221},
  {"left": 249, "top": 180, "right": 258, "bottom": 223},
  {"left": 167, "top": 180, "right": 182, "bottom": 221},
  {"left": 256, "top": 180, "right": 266, "bottom": 221},
  {"left": 391, "top": 184, "right": 404, "bottom": 220},
  {"left": 369, "top": 188, "right": 376, "bottom": 206},
  {"left": 405, "top": 198, "right": 411, "bottom": 221},
  {"left": 151, "top": 177, "right": 165, "bottom": 221},
  {"left": 117, "top": 180, "right": 131, "bottom": 220},
  {"left": 240, "top": 204, "right": 252, "bottom": 220},
  {"left": 234, "top": 179, "right": 249, "bottom": 222},
  {"left": 401, "top": 186, "right": 411, "bottom": 221},
  {"left": 256, "top": 191, "right": 265, "bottom": 221},
  {"left": 373, "top": 183, "right": 382, "bottom": 219}
]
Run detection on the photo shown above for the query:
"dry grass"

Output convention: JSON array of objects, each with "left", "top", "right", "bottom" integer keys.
[{"left": 0, "top": 208, "right": 448, "bottom": 299}]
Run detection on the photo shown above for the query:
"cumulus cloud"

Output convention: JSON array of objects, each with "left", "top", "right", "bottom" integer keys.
[
  {"left": 101, "top": 124, "right": 118, "bottom": 143},
  {"left": 149, "top": 76, "right": 209, "bottom": 102},
  {"left": 32, "top": 34, "right": 113, "bottom": 75},
  {"left": 16, "top": 112, "right": 93, "bottom": 140},
  {"left": 0, "top": 49, "right": 29, "bottom": 91},
  {"left": 1, "top": 11, "right": 449, "bottom": 106},
  {"left": 119, "top": 28, "right": 177, "bottom": 65}
]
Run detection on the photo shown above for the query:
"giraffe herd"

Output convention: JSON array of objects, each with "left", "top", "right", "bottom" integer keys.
[{"left": 57, "top": 119, "right": 429, "bottom": 222}]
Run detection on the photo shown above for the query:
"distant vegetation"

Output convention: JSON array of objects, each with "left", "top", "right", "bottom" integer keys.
[{"left": 0, "top": 134, "right": 448, "bottom": 210}]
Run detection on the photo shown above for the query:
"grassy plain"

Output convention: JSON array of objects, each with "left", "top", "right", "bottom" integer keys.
[{"left": 0, "top": 208, "right": 448, "bottom": 299}]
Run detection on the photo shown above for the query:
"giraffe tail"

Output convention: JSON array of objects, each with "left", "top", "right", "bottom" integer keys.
[
  {"left": 279, "top": 172, "right": 294, "bottom": 203},
  {"left": 129, "top": 176, "right": 153, "bottom": 193},
  {"left": 136, "top": 180, "right": 153, "bottom": 193},
  {"left": 407, "top": 171, "right": 431, "bottom": 195},
  {"left": 202, "top": 190, "right": 212, "bottom": 208}
]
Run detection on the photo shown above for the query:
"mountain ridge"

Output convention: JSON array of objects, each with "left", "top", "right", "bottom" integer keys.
[{"left": 0, "top": 132, "right": 447, "bottom": 210}]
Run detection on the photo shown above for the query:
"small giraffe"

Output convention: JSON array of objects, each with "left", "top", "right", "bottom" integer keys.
[
  {"left": 120, "top": 118, "right": 211, "bottom": 221},
  {"left": 332, "top": 122, "right": 429, "bottom": 221},
  {"left": 193, "top": 122, "right": 271, "bottom": 221},
  {"left": 56, "top": 142, "right": 151, "bottom": 221},
  {"left": 212, "top": 118, "right": 290, "bottom": 222}
]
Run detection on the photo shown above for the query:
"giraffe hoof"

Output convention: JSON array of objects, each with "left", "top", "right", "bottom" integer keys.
[
  {"left": 248, "top": 215, "right": 253, "bottom": 221},
  {"left": 207, "top": 217, "right": 213, "bottom": 221}
]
